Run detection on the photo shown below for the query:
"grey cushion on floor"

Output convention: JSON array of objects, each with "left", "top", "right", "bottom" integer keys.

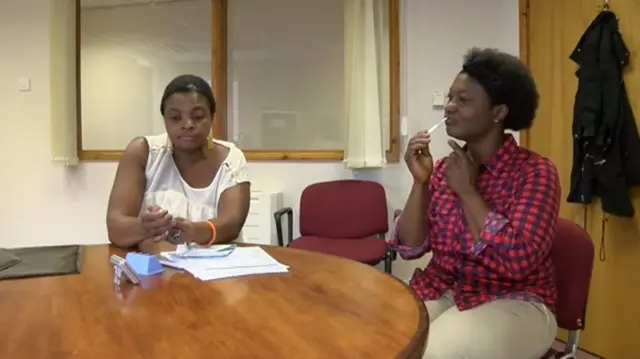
[
  {"left": 0, "top": 249, "right": 20, "bottom": 271},
  {"left": 0, "top": 245, "right": 83, "bottom": 280}
]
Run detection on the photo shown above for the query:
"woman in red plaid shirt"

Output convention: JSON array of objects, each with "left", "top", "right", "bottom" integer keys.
[{"left": 391, "top": 48, "right": 559, "bottom": 359}]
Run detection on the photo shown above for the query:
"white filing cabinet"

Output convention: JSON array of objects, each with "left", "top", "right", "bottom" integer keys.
[{"left": 241, "top": 190, "right": 283, "bottom": 246}]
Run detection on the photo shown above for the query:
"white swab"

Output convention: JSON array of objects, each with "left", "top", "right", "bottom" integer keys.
[{"left": 427, "top": 117, "right": 447, "bottom": 135}]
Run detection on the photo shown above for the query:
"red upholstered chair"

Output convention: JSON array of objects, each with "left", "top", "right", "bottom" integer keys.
[
  {"left": 273, "top": 180, "right": 394, "bottom": 273},
  {"left": 542, "top": 218, "right": 595, "bottom": 359}
]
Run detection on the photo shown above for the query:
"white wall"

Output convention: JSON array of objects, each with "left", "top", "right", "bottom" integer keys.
[{"left": 0, "top": 0, "right": 518, "bottom": 282}]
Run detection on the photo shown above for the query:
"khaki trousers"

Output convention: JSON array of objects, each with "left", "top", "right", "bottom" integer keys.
[{"left": 422, "top": 291, "right": 557, "bottom": 359}]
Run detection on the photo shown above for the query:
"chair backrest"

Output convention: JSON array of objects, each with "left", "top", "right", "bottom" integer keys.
[
  {"left": 551, "top": 218, "right": 595, "bottom": 331},
  {"left": 299, "top": 180, "right": 388, "bottom": 238}
]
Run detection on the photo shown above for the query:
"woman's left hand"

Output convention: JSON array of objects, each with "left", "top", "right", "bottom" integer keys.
[
  {"left": 444, "top": 140, "right": 479, "bottom": 196},
  {"left": 171, "top": 217, "right": 199, "bottom": 245}
]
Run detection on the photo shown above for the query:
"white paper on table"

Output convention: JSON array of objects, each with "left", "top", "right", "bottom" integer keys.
[
  {"left": 160, "top": 246, "right": 287, "bottom": 272},
  {"left": 191, "top": 264, "right": 289, "bottom": 281},
  {"left": 184, "top": 247, "right": 284, "bottom": 271},
  {"left": 174, "top": 244, "right": 235, "bottom": 258}
]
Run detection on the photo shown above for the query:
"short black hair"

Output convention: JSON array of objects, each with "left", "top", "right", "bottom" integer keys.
[
  {"left": 461, "top": 47, "right": 538, "bottom": 131},
  {"left": 160, "top": 74, "right": 216, "bottom": 116}
]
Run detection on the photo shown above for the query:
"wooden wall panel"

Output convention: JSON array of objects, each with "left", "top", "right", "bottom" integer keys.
[{"left": 523, "top": 0, "right": 640, "bottom": 357}]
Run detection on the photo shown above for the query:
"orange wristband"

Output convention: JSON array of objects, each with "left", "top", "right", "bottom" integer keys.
[{"left": 205, "top": 220, "right": 217, "bottom": 246}]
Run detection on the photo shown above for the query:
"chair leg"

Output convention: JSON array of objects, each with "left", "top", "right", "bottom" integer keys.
[
  {"left": 384, "top": 252, "right": 392, "bottom": 274},
  {"left": 564, "top": 331, "right": 579, "bottom": 354},
  {"left": 558, "top": 331, "right": 579, "bottom": 359}
]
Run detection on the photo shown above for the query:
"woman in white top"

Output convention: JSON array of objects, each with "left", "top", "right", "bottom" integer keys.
[{"left": 106, "top": 74, "right": 250, "bottom": 248}]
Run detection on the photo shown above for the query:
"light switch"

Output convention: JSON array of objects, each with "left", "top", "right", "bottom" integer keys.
[
  {"left": 400, "top": 116, "right": 408, "bottom": 136},
  {"left": 18, "top": 77, "right": 31, "bottom": 92},
  {"left": 432, "top": 90, "right": 446, "bottom": 108}
]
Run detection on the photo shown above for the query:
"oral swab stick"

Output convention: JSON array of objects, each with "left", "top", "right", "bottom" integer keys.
[{"left": 427, "top": 117, "right": 447, "bottom": 135}]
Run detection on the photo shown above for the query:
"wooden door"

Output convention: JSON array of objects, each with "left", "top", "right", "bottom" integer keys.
[{"left": 521, "top": 0, "right": 640, "bottom": 357}]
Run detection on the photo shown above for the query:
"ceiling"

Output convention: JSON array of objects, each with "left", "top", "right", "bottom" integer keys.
[
  {"left": 80, "top": 0, "right": 344, "bottom": 63},
  {"left": 81, "top": 0, "right": 211, "bottom": 62}
]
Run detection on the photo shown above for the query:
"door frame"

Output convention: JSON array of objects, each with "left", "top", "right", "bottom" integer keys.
[{"left": 518, "top": 0, "right": 531, "bottom": 148}]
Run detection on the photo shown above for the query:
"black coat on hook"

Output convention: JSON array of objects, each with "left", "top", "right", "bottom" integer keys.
[{"left": 567, "top": 10, "right": 640, "bottom": 217}]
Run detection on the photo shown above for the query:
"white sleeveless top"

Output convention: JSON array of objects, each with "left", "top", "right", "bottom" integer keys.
[{"left": 141, "top": 133, "right": 249, "bottom": 230}]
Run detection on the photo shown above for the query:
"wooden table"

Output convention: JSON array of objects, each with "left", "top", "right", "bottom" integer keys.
[{"left": 0, "top": 243, "right": 428, "bottom": 359}]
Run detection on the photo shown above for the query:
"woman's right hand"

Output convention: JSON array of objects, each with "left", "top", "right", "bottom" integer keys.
[
  {"left": 405, "top": 131, "right": 434, "bottom": 184},
  {"left": 140, "top": 205, "right": 175, "bottom": 242}
]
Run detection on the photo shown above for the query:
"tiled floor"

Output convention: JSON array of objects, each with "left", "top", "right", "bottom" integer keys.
[{"left": 551, "top": 341, "right": 602, "bottom": 359}]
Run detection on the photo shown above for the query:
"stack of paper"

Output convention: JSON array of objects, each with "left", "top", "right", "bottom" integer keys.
[{"left": 158, "top": 245, "right": 289, "bottom": 281}]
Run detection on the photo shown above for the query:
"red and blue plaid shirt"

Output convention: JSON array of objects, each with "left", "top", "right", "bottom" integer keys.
[{"left": 390, "top": 135, "right": 559, "bottom": 312}]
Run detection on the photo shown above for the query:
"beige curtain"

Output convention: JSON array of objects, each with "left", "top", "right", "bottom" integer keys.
[
  {"left": 50, "top": 0, "right": 79, "bottom": 166},
  {"left": 344, "top": 0, "right": 389, "bottom": 169}
]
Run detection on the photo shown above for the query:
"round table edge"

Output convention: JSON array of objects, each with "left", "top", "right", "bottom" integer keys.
[{"left": 386, "top": 273, "right": 429, "bottom": 359}]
